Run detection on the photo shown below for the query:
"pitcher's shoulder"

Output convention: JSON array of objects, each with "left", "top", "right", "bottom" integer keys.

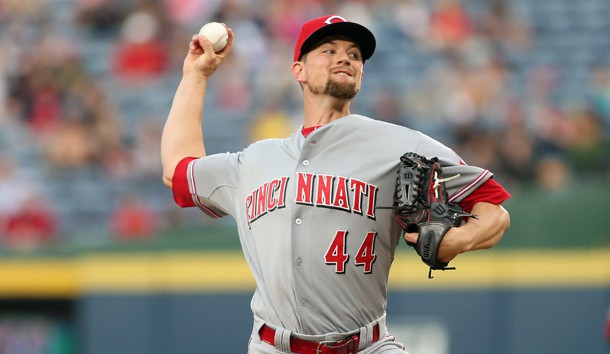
[
  {"left": 349, "top": 114, "right": 422, "bottom": 137},
  {"left": 244, "top": 130, "right": 303, "bottom": 159}
]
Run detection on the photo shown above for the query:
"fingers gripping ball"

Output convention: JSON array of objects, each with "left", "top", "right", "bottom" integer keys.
[{"left": 199, "top": 22, "right": 229, "bottom": 52}]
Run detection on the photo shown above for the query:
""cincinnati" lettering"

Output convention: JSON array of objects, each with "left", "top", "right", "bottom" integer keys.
[{"left": 245, "top": 173, "right": 379, "bottom": 226}]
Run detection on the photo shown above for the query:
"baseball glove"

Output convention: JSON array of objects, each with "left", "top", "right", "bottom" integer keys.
[{"left": 393, "top": 152, "right": 475, "bottom": 278}]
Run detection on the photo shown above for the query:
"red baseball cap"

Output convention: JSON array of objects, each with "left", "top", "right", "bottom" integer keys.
[{"left": 293, "top": 15, "right": 376, "bottom": 63}]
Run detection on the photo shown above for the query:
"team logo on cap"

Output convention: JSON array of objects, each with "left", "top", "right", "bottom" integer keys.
[{"left": 324, "top": 15, "right": 347, "bottom": 24}]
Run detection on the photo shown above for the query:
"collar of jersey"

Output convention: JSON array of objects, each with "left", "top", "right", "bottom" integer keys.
[{"left": 301, "top": 125, "right": 322, "bottom": 138}]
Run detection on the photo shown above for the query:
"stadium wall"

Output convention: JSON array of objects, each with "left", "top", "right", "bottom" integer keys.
[{"left": 1, "top": 249, "right": 609, "bottom": 354}]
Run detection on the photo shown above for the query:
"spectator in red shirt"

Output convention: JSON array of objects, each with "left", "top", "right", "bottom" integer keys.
[
  {"left": 112, "top": 10, "right": 169, "bottom": 80},
  {"left": 4, "top": 195, "right": 58, "bottom": 251},
  {"left": 109, "top": 193, "right": 158, "bottom": 241}
]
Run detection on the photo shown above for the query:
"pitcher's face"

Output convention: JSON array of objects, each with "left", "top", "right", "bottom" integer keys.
[{"left": 301, "top": 38, "right": 364, "bottom": 100}]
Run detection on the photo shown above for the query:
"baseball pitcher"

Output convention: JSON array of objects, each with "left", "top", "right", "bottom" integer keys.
[{"left": 161, "top": 14, "right": 511, "bottom": 354}]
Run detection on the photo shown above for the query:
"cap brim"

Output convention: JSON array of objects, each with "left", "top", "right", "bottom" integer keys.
[{"left": 298, "top": 22, "right": 376, "bottom": 62}]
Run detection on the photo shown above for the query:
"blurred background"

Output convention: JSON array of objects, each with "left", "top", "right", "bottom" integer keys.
[{"left": 0, "top": 0, "right": 609, "bottom": 353}]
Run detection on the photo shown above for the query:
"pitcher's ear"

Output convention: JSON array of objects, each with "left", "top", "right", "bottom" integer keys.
[{"left": 291, "top": 61, "right": 305, "bottom": 84}]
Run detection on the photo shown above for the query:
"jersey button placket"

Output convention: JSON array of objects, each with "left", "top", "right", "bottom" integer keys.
[{"left": 294, "top": 150, "right": 314, "bottom": 320}]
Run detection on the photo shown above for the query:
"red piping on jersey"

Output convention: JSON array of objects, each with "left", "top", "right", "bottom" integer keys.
[
  {"left": 172, "top": 157, "right": 222, "bottom": 218},
  {"left": 188, "top": 159, "right": 223, "bottom": 218},
  {"left": 449, "top": 169, "right": 490, "bottom": 203},
  {"left": 457, "top": 177, "right": 511, "bottom": 213},
  {"left": 450, "top": 155, "right": 511, "bottom": 212}
]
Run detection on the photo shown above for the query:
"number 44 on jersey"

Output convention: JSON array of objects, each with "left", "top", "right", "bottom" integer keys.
[{"left": 325, "top": 230, "right": 377, "bottom": 274}]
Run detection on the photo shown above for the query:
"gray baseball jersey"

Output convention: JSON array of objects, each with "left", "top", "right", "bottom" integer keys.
[{"left": 179, "top": 114, "right": 491, "bottom": 335}]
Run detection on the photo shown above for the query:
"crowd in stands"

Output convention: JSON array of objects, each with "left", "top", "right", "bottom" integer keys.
[{"left": 0, "top": 0, "right": 609, "bottom": 251}]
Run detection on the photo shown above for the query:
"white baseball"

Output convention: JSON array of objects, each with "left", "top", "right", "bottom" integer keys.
[{"left": 198, "top": 22, "right": 228, "bottom": 52}]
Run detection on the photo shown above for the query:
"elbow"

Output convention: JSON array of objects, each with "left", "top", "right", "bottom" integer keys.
[
  {"left": 162, "top": 169, "right": 173, "bottom": 189},
  {"left": 161, "top": 156, "right": 195, "bottom": 190},
  {"left": 499, "top": 205, "right": 511, "bottom": 233},
  {"left": 488, "top": 206, "right": 510, "bottom": 249},
  {"left": 469, "top": 203, "right": 510, "bottom": 251}
]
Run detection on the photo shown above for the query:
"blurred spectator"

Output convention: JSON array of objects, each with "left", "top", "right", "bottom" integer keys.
[
  {"left": 455, "top": 128, "right": 502, "bottom": 172},
  {"left": 11, "top": 61, "right": 62, "bottom": 137},
  {"left": 225, "top": 10, "right": 267, "bottom": 72},
  {"left": 498, "top": 122, "right": 536, "bottom": 185},
  {"left": 112, "top": 10, "right": 170, "bottom": 81},
  {"left": 99, "top": 143, "right": 133, "bottom": 179},
  {"left": 371, "top": 89, "right": 405, "bottom": 125},
  {"left": 394, "top": 0, "right": 430, "bottom": 49},
  {"left": 0, "top": 154, "right": 31, "bottom": 237},
  {"left": 0, "top": 0, "right": 49, "bottom": 23},
  {"left": 248, "top": 103, "right": 297, "bottom": 143},
  {"left": 109, "top": 193, "right": 158, "bottom": 241},
  {"left": 335, "top": 0, "right": 375, "bottom": 33},
  {"left": 564, "top": 106, "right": 608, "bottom": 174},
  {"left": 588, "top": 64, "right": 610, "bottom": 125},
  {"left": 131, "top": 119, "right": 164, "bottom": 179},
  {"left": 162, "top": 0, "right": 220, "bottom": 27},
  {"left": 42, "top": 78, "right": 126, "bottom": 170},
  {"left": 214, "top": 55, "right": 252, "bottom": 113},
  {"left": 534, "top": 155, "right": 571, "bottom": 191},
  {"left": 523, "top": 65, "right": 571, "bottom": 156},
  {"left": 75, "top": 0, "right": 132, "bottom": 33},
  {"left": 9, "top": 27, "right": 83, "bottom": 137},
  {"left": 427, "top": 0, "right": 474, "bottom": 52},
  {"left": 22, "top": 27, "right": 83, "bottom": 135},
  {"left": 479, "top": 0, "right": 532, "bottom": 54},
  {"left": 3, "top": 192, "right": 58, "bottom": 252},
  {"left": 446, "top": 44, "right": 509, "bottom": 129},
  {"left": 42, "top": 118, "right": 94, "bottom": 168},
  {"left": 264, "top": 0, "right": 308, "bottom": 46}
]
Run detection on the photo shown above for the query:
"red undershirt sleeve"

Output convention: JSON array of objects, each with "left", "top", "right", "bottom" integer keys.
[
  {"left": 458, "top": 178, "right": 511, "bottom": 213},
  {"left": 171, "top": 157, "right": 198, "bottom": 208}
]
